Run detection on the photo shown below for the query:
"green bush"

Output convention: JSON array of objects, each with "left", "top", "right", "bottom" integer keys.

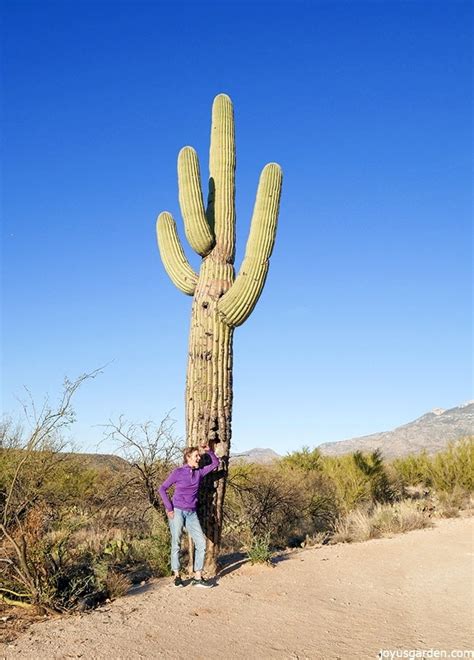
[
  {"left": 280, "top": 446, "right": 323, "bottom": 472},
  {"left": 391, "top": 451, "right": 433, "bottom": 487},
  {"left": 129, "top": 536, "right": 171, "bottom": 577},
  {"left": 352, "top": 449, "right": 398, "bottom": 503},
  {"left": 247, "top": 532, "right": 272, "bottom": 565},
  {"left": 392, "top": 438, "right": 474, "bottom": 492},
  {"left": 429, "top": 438, "right": 473, "bottom": 491},
  {"left": 320, "top": 454, "right": 373, "bottom": 511}
]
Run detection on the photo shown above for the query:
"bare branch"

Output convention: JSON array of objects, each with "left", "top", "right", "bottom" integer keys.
[{"left": 102, "top": 411, "right": 182, "bottom": 508}]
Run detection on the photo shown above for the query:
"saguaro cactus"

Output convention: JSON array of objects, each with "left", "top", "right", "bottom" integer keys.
[{"left": 156, "top": 94, "right": 282, "bottom": 572}]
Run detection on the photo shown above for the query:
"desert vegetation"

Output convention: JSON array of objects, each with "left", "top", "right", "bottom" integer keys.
[
  {"left": 0, "top": 374, "right": 179, "bottom": 614},
  {"left": 225, "top": 439, "right": 473, "bottom": 553},
  {"left": 1, "top": 377, "right": 472, "bottom": 615}
]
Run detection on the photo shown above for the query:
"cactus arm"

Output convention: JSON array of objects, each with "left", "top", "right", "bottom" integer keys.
[
  {"left": 217, "top": 163, "right": 282, "bottom": 327},
  {"left": 156, "top": 212, "right": 198, "bottom": 295},
  {"left": 208, "top": 94, "right": 236, "bottom": 260},
  {"left": 178, "top": 147, "right": 215, "bottom": 257}
]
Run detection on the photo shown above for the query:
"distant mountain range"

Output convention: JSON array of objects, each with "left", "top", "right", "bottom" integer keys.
[
  {"left": 229, "top": 448, "right": 281, "bottom": 464},
  {"left": 317, "top": 402, "right": 473, "bottom": 459},
  {"left": 72, "top": 402, "right": 472, "bottom": 469},
  {"left": 231, "top": 401, "right": 473, "bottom": 462}
]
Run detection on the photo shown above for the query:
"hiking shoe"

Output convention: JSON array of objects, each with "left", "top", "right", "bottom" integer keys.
[
  {"left": 191, "top": 578, "right": 213, "bottom": 588},
  {"left": 173, "top": 576, "right": 184, "bottom": 588}
]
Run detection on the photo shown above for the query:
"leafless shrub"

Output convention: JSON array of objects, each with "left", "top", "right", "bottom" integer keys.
[
  {"left": 224, "top": 464, "right": 303, "bottom": 548},
  {"left": 102, "top": 413, "right": 181, "bottom": 511}
]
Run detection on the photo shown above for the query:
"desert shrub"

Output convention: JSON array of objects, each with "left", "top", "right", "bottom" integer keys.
[
  {"left": 1, "top": 452, "right": 127, "bottom": 524},
  {"left": 352, "top": 449, "right": 398, "bottom": 503},
  {"left": 1, "top": 500, "right": 171, "bottom": 611},
  {"left": 247, "top": 532, "right": 272, "bottom": 565},
  {"left": 223, "top": 464, "right": 302, "bottom": 548},
  {"left": 103, "top": 571, "right": 131, "bottom": 600},
  {"left": 278, "top": 468, "right": 340, "bottom": 542},
  {"left": 391, "top": 438, "right": 474, "bottom": 492},
  {"left": 278, "top": 450, "right": 340, "bottom": 531},
  {"left": 280, "top": 446, "right": 323, "bottom": 472},
  {"left": 300, "top": 531, "right": 332, "bottom": 547},
  {"left": 319, "top": 450, "right": 400, "bottom": 512},
  {"left": 391, "top": 451, "right": 433, "bottom": 487},
  {"left": 371, "top": 500, "right": 431, "bottom": 534},
  {"left": 223, "top": 461, "right": 340, "bottom": 551},
  {"left": 429, "top": 438, "right": 473, "bottom": 492},
  {"left": 332, "top": 500, "right": 431, "bottom": 544},
  {"left": 128, "top": 531, "right": 171, "bottom": 577},
  {"left": 103, "top": 414, "right": 181, "bottom": 511},
  {"left": 2, "top": 505, "right": 101, "bottom": 610},
  {"left": 320, "top": 454, "right": 373, "bottom": 511},
  {"left": 223, "top": 447, "right": 402, "bottom": 552},
  {"left": 331, "top": 508, "right": 376, "bottom": 543},
  {"left": 0, "top": 374, "right": 177, "bottom": 612},
  {"left": 1, "top": 469, "right": 168, "bottom": 611},
  {"left": 432, "top": 487, "right": 471, "bottom": 518}
]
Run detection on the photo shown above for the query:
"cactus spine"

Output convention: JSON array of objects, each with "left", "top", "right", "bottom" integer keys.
[{"left": 156, "top": 94, "right": 282, "bottom": 572}]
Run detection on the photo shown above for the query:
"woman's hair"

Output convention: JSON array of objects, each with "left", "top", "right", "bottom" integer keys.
[{"left": 183, "top": 446, "right": 199, "bottom": 464}]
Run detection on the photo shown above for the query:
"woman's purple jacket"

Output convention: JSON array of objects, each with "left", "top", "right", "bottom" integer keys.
[{"left": 158, "top": 450, "right": 219, "bottom": 513}]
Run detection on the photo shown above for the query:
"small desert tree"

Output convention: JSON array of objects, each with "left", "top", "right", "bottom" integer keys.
[
  {"left": 353, "top": 449, "right": 397, "bottom": 504},
  {"left": 103, "top": 413, "right": 181, "bottom": 511}
]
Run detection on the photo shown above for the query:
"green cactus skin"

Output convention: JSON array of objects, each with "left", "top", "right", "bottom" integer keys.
[{"left": 156, "top": 94, "right": 282, "bottom": 572}]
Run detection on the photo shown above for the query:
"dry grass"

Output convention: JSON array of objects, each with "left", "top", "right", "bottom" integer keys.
[
  {"left": 381, "top": 500, "right": 431, "bottom": 533},
  {"left": 331, "top": 500, "right": 432, "bottom": 544},
  {"left": 300, "top": 531, "right": 331, "bottom": 548},
  {"left": 332, "top": 508, "right": 377, "bottom": 543},
  {"left": 104, "top": 572, "right": 131, "bottom": 600},
  {"left": 433, "top": 488, "right": 472, "bottom": 519},
  {"left": 71, "top": 526, "right": 126, "bottom": 554}
]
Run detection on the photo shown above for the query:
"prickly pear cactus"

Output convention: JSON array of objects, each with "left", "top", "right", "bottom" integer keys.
[{"left": 156, "top": 94, "right": 282, "bottom": 571}]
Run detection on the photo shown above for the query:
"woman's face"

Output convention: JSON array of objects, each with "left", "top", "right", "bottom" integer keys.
[{"left": 186, "top": 450, "right": 200, "bottom": 468}]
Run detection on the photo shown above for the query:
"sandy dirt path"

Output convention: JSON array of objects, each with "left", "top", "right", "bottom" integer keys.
[{"left": 2, "top": 516, "right": 473, "bottom": 660}]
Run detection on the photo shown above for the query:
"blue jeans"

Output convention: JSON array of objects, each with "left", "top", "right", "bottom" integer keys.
[{"left": 169, "top": 508, "right": 206, "bottom": 573}]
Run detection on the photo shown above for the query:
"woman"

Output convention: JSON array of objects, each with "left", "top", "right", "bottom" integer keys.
[{"left": 158, "top": 444, "right": 219, "bottom": 587}]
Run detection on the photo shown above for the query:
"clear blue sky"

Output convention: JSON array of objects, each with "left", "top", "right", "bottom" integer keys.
[{"left": 1, "top": 0, "right": 472, "bottom": 455}]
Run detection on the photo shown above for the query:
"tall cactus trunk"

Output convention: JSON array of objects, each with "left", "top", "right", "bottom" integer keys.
[
  {"left": 156, "top": 94, "right": 282, "bottom": 575},
  {"left": 186, "top": 257, "right": 234, "bottom": 450},
  {"left": 186, "top": 256, "right": 234, "bottom": 573}
]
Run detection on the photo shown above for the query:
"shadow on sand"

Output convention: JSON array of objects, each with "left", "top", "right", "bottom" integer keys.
[
  {"left": 217, "top": 549, "right": 293, "bottom": 578},
  {"left": 217, "top": 552, "right": 249, "bottom": 578}
]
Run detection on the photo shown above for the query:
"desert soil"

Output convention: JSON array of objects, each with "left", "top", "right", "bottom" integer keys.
[{"left": 1, "top": 516, "right": 473, "bottom": 660}]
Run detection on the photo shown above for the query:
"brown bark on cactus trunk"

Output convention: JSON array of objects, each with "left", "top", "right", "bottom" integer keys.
[{"left": 186, "top": 255, "right": 234, "bottom": 574}]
